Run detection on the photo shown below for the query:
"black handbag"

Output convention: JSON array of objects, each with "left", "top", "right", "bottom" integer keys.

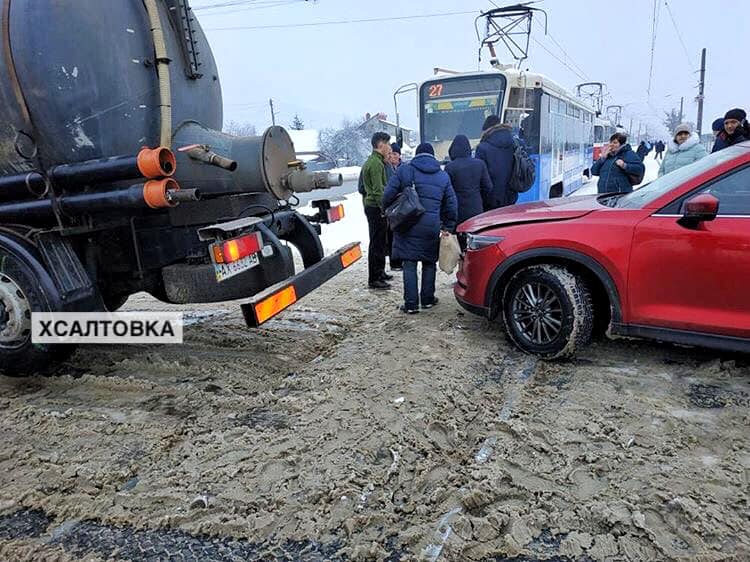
[{"left": 385, "top": 180, "right": 425, "bottom": 232}]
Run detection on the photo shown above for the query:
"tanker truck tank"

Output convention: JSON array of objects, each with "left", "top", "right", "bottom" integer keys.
[{"left": 0, "top": 0, "right": 359, "bottom": 376}]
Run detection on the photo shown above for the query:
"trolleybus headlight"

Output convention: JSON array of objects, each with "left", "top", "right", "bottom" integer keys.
[{"left": 466, "top": 234, "right": 504, "bottom": 251}]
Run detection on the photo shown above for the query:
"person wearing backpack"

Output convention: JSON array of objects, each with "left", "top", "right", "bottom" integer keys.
[
  {"left": 475, "top": 115, "right": 516, "bottom": 209},
  {"left": 382, "top": 143, "right": 457, "bottom": 314},
  {"left": 591, "top": 132, "right": 645, "bottom": 194}
]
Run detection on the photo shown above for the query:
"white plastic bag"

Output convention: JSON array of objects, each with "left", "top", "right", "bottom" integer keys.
[{"left": 439, "top": 234, "right": 461, "bottom": 274}]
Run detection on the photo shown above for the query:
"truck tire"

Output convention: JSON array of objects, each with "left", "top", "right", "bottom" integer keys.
[
  {"left": 502, "top": 265, "right": 593, "bottom": 359},
  {"left": 0, "top": 248, "right": 75, "bottom": 376}
]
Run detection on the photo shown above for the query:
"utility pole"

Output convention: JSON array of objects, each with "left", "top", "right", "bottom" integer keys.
[
  {"left": 628, "top": 117, "right": 633, "bottom": 137},
  {"left": 678, "top": 96, "right": 684, "bottom": 124},
  {"left": 269, "top": 98, "right": 276, "bottom": 126},
  {"left": 696, "top": 48, "right": 706, "bottom": 137}
]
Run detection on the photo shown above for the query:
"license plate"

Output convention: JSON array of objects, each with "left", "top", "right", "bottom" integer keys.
[{"left": 214, "top": 253, "right": 259, "bottom": 282}]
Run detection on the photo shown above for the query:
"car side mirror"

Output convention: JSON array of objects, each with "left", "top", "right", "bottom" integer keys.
[
  {"left": 395, "top": 127, "right": 404, "bottom": 149},
  {"left": 678, "top": 193, "right": 719, "bottom": 228}
]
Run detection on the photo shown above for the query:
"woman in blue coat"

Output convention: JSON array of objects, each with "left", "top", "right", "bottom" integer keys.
[
  {"left": 382, "top": 143, "right": 458, "bottom": 314},
  {"left": 475, "top": 115, "right": 516, "bottom": 209},
  {"left": 445, "top": 135, "right": 493, "bottom": 223},
  {"left": 591, "top": 132, "right": 645, "bottom": 194}
]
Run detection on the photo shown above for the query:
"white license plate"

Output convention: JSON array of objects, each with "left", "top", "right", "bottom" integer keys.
[{"left": 214, "top": 253, "right": 259, "bottom": 282}]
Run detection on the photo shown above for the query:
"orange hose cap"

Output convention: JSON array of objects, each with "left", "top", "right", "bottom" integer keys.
[
  {"left": 143, "top": 178, "right": 179, "bottom": 209},
  {"left": 137, "top": 147, "right": 176, "bottom": 178}
]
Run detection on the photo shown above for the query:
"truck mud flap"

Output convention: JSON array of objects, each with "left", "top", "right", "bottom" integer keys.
[{"left": 241, "top": 242, "right": 361, "bottom": 328}]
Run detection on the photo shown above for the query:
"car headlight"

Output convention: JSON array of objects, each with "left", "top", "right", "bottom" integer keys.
[{"left": 466, "top": 234, "right": 504, "bottom": 251}]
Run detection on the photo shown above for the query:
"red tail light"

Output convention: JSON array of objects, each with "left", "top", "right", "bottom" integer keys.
[{"left": 212, "top": 232, "right": 263, "bottom": 264}]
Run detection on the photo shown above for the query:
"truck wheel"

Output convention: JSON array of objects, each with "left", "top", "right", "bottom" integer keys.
[
  {"left": 0, "top": 251, "right": 74, "bottom": 376},
  {"left": 502, "top": 265, "right": 593, "bottom": 359},
  {"left": 102, "top": 292, "right": 129, "bottom": 312}
]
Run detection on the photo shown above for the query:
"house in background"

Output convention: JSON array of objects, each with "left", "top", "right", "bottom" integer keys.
[{"left": 358, "top": 113, "right": 416, "bottom": 148}]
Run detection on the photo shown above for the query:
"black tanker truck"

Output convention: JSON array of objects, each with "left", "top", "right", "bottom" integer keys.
[{"left": 0, "top": 0, "right": 360, "bottom": 375}]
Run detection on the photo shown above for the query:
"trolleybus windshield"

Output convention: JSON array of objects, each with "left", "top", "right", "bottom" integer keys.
[{"left": 419, "top": 75, "right": 506, "bottom": 159}]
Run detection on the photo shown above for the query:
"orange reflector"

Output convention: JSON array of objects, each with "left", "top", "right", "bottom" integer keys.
[
  {"left": 327, "top": 204, "right": 345, "bottom": 223},
  {"left": 254, "top": 285, "right": 298, "bottom": 324},
  {"left": 340, "top": 244, "right": 362, "bottom": 268}
]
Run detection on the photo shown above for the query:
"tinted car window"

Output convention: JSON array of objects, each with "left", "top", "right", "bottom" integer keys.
[
  {"left": 616, "top": 146, "right": 746, "bottom": 209},
  {"left": 693, "top": 165, "right": 750, "bottom": 215}
]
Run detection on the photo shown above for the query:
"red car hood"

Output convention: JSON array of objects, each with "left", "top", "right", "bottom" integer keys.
[{"left": 458, "top": 195, "right": 603, "bottom": 233}]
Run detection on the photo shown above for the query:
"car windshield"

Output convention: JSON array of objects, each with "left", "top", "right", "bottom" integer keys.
[{"left": 615, "top": 146, "right": 746, "bottom": 209}]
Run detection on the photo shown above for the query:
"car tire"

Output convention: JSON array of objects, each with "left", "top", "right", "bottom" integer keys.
[{"left": 502, "top": 265, "right": 593, "bottom": 359}]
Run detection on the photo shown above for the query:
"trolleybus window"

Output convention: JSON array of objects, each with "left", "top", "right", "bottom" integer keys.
[{"left": 419, "top": 75, "right": 506, "bottom": 157}]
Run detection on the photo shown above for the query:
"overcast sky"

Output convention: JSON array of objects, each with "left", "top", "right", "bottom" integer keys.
[{"left": 192, "top": 0, "right": 748, "bottom": 139}]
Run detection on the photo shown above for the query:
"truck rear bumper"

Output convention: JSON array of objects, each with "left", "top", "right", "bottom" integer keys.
[{"left": 241, "top": 242, "right": 361, "bottom": 327}]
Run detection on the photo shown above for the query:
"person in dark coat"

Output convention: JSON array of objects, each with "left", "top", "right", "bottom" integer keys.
[
  {"left": 636, "top": 141, "right": 650, "bottom": 161},
  {"left": 445, "top": 135, "right": 493, "bottom": 224},
  {"left": 712, "top": 108, "right": 749, "bottom": 153},
  {"left": 382, "top": 143, "right": 458, "bottom": 314},
  {"left": 654, "top": 140, "right": 665, "bottom": 160},
  {"left": 591, "top": 132, "right": 645, "bottom": 194},
  {"left": 475, "top": 115, "right": 516, "bottom": 209}
]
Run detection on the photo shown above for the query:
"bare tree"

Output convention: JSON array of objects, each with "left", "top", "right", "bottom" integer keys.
[
  {"left": 223, "top": 120, "right": 257, "bottom": 137},
  {"left": 319, "top": 118, "right": 369, "bottom": 166}
]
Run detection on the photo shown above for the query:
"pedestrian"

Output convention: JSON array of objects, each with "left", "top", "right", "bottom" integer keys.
[
  {"left": 654, "top": 140, "right": 665, "bottom": 160},
  {"left": 712, "top": 108, "right": 749, "bottom": 153},
  {"left": 590, "top": 132, "right": 645, "bottom": 194},
  {"left": 445, "top": 134, "right": 493, "bottom": 224},
  {"left": 475, "top": 115, "right": 516, "bottom": 209},
  {"left": 658, "top": 124, "right": 708, "bottom": 177},
  {"left": 636, "top": 141, "right": 650, "bottom": 161},
  {"left": 385, "top": 143, "right": 403, "bottom": 271},
  {"left": 382, "top": 143, "right": 457, "bottom": 314},
  {"left": 361, "top": 131, "right": 393, "bottom": 290},
  {"left": 712, "top": 117, "right": 726, "bottom": 138}
]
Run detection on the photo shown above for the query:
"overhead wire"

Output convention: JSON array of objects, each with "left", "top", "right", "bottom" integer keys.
[
  {"left": 204, "top": 9, "right": 481, "bottom": 31},
  {"left": 663, "top": 0, "right": 696, "bottom": 70},
  {"left": 646, "top": 0, "right": 661, "bottom": 99}
]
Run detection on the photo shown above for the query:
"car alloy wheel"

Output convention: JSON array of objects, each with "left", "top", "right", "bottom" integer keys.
[{"left": 511, "top": 282, "right": 563, "bottom": 345}]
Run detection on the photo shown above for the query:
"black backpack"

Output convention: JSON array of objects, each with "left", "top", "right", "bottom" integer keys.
[{"left": 508, "top": 141, "right": 535, "bottom": 194}]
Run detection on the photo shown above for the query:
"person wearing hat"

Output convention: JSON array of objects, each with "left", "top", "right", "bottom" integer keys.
[
  {"left": 658, "top": 123, "right": 708, "bottom": 177},
  {"left": 475, "top": 114, "right": 517, "bottom": 209},
  {"left": 385, "top": 142, "right": 403, "bottom": 271},
  {"left": 712, "top": 117, "right": 726, "bottom": 138},
  {"left": 382, "top": 143, "right": 457, "bottom": 314},
  {"left": 712, "top": 108, "right": 749, "bottom": 153}
]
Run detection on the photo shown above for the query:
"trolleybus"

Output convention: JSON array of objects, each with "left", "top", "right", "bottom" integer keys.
[{"left": 405, "top": 68, "right": 596, "bottom": 201}]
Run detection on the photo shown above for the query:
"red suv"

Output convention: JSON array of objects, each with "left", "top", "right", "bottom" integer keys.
[{"left": 455, "top": 143, "right": 750, "bottom": 358}]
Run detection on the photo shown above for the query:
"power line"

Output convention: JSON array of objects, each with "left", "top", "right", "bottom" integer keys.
[
  {"left": 646, "top": 0, "right": 661, "bottom": 99},
  {"left": 204, "top": 9, "right": 480, "bottom": 31},
  {"left": 530, "top": 37, "right": 588, "bottom": 82},
  {"left": 663, "top": 0, "right": 695, "bottom": 70}
]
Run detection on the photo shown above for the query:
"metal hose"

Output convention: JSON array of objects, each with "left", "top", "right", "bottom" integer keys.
[{"left": 144, "top": 0, "right": 172, "bottom": 148}]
